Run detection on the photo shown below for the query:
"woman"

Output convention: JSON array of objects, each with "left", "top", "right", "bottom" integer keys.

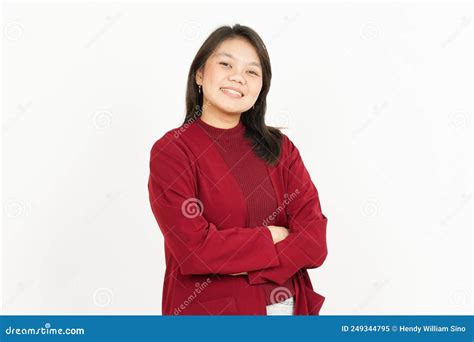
[{"left": 148, "top": 24, "right": 328, "bottom": 315}]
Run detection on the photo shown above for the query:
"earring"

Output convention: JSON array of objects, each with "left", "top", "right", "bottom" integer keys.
[
  {"left": 198, "top": 85, "right": 201, "bottom": 93},
  {"left": 252, "top": 104, "right": 255, "bottom": 109}
]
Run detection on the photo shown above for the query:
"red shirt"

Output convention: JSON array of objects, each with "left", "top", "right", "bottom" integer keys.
[{"left": 148, "top": 116, "right": 328, "bottom": 315}]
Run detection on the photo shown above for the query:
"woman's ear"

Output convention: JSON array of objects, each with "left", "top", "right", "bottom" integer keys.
[{"left": 195, "top": 67, "right": 203, "bottom": 85}]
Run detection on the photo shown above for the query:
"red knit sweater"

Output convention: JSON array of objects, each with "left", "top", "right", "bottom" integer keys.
[
  {"left": 148, "top": 114, "right": 328, "bottom": 315},
  {"left": 195, "top": 117, "right": 295, "bottom": 305}
]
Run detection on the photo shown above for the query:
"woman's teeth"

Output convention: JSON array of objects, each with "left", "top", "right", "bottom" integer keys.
[{"left": 220, "top": 88, "right": 243, "bottom": 97}]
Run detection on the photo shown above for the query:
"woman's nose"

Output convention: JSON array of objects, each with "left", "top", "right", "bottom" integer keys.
[{"left": 228, "top": 72, "right": 245, "bottom": 84}]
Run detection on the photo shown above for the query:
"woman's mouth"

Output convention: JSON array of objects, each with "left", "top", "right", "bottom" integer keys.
[{"left": 220, "top": 87, "right": 244, "bottom": 98}]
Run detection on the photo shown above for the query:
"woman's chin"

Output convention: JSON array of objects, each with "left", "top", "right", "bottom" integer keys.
[{"left": 215, "top": 104, "right": 248, "bottom": 115}]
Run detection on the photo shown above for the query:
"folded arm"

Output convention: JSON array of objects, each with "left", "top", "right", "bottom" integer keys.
[
  {"left": 148, "top": 135, "right": 281, "bottom": 276},
  {"left": 247, "top": 135, "right": 328, "bottom": 285}
]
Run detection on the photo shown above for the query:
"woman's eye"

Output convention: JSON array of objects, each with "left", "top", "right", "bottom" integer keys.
[{"left": 219, "top": 62, "right": 259, "bottom": 76}]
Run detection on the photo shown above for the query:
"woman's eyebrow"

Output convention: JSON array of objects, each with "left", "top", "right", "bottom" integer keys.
[{"left": 214, "top": 52, "right": 261, "bottom": 68}]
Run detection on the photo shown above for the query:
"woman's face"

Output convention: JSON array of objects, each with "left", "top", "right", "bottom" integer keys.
[{"left": 196, "top": 38, "right": 263, "bottom": 117}]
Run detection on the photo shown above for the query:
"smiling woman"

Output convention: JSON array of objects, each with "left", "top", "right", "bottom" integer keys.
[
  {"left": 184, "top": 24, "right": 282, "bottom": 165},
  {"left": 148, "top": 24, "right": 328, "bottom": 316},
  {"left": 197, "top": 43, "right": 262, "bottom": 105}
]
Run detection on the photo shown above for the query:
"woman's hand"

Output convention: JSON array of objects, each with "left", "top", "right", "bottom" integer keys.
[
  {"left": 267, "top": 225, "right": 290, "bottom": 244},
  {"left": 227, "top": 226, "right": 289, "bottom": 276}
]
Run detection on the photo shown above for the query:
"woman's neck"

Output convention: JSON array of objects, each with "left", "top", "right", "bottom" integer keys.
[{"left": 200, "top": 106, "right": 241, "bottom": 129}]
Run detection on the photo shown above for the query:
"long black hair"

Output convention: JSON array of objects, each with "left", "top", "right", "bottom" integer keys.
[{"left": 183, "top": 24, "right": 283, "bottom": 165}]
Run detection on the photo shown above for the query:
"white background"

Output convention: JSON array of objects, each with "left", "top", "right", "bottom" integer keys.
[{"left": 1, "top": 1, "right": 472, "bottom": 314}]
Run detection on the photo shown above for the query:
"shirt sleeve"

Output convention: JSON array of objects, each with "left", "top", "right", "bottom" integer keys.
[
  {"left": 148, "top": 134, "right": 280, "bottom": 276},
  {"left": 247, "top": 135, "right": 328, "bottom": 285}
]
